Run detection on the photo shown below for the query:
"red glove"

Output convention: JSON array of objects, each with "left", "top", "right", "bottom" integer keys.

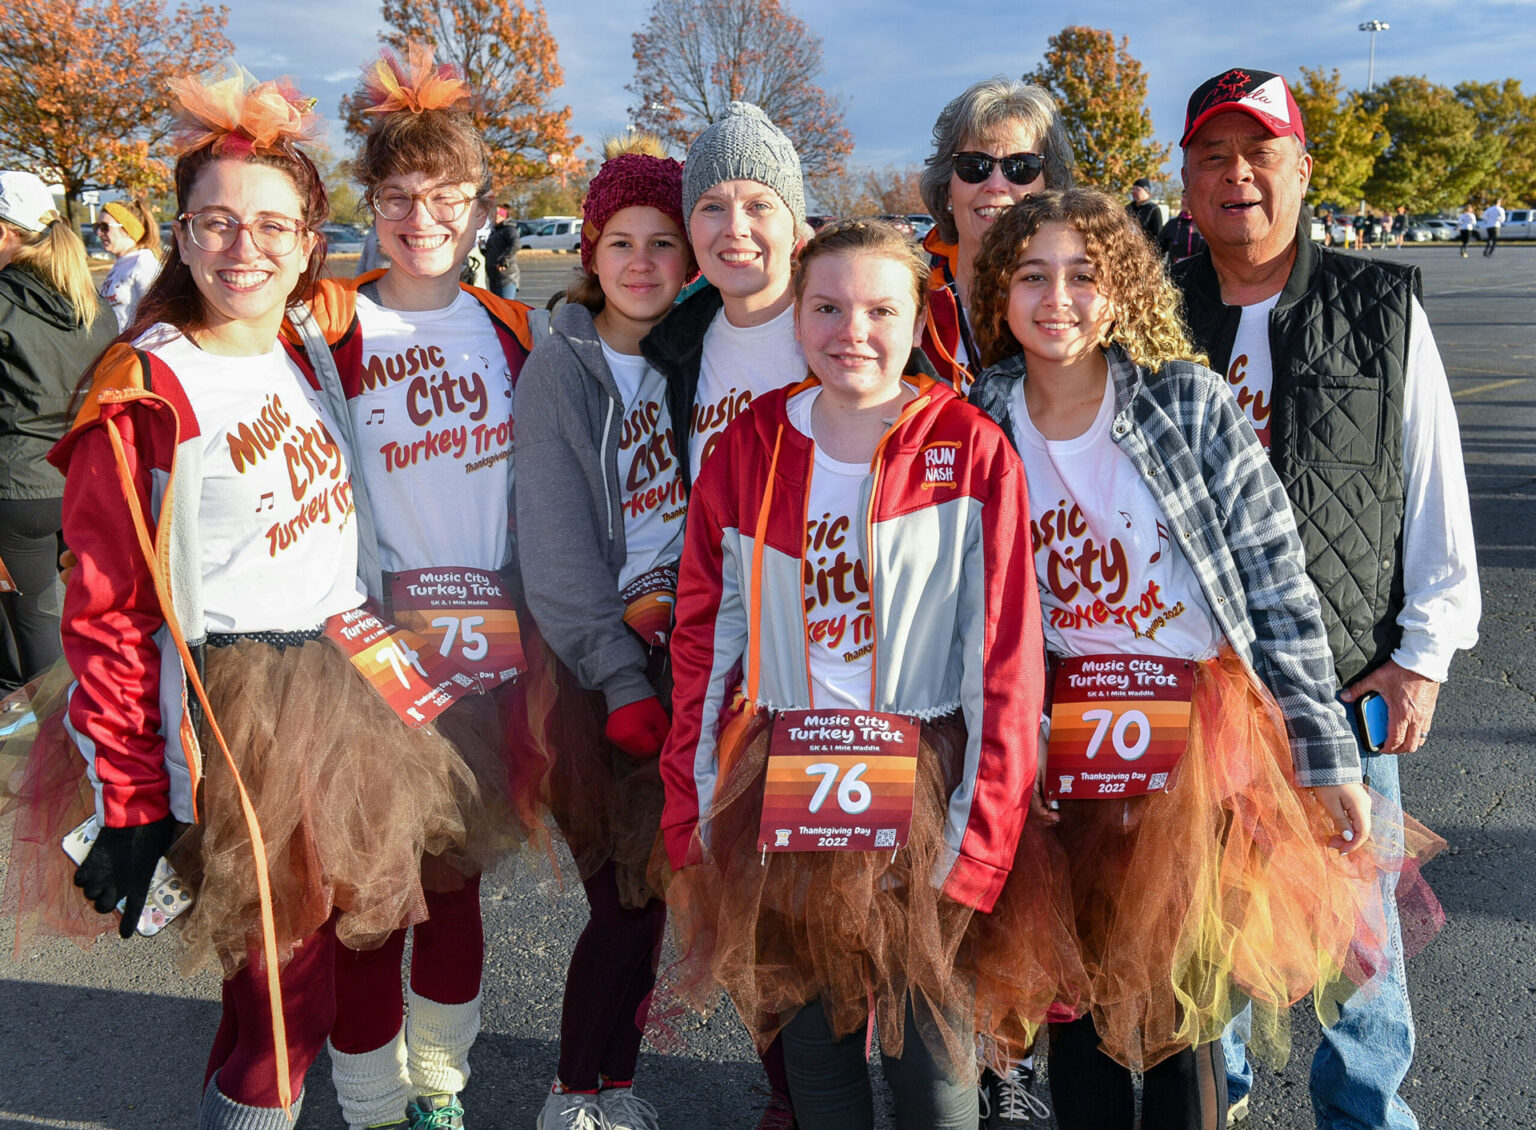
[{"left": 605, "top": 696, "right": 670, "bottom": 759}]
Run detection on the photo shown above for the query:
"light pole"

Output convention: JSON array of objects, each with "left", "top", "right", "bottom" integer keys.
[{"left": 1359, "top": 19, "right": 1390, "bottom": 92}]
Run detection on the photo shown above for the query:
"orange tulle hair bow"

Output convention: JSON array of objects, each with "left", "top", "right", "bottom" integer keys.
[
  {"left": 168, "top": 61, "right": 324, "bottom": 158},
  {"left": 359, "top": 44, "right": 469, "bottom": 115}
]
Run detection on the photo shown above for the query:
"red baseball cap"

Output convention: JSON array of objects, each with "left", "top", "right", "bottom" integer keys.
[{"left": 1181, "top": 68, "right": 1306, "bottom": 148}]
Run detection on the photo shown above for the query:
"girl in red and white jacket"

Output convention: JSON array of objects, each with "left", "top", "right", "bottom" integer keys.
[
  {"left": 660, "top": 220, "right": 1071, "bottom": 1130},
  {"left": 294, "top": 49, "right": 539, "bottom": 1130},
  {"left": 14, "top": 67, "right": 485, "bottom": 1129}
]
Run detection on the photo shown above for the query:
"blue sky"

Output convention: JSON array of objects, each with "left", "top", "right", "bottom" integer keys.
[{"left": 226, "top": 0, "right": 1536, "bottom": 179}]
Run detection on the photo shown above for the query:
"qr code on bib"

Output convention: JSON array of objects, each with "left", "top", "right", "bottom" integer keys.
[
  {"left": 874, "top": 828, "right": 897, "bottom": 848},
  {"left": 1150, "top": 772, "right": 1169, "bottom": 790}
]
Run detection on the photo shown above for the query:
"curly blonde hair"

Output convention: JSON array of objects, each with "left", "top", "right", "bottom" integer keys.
[{"left": 969, "top": 188, "right": 1205, "bottom": 372}]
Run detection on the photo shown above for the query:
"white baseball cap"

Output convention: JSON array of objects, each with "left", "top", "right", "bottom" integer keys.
[{"left": 0, "top": 170, "right": 60, "bottom": 233}]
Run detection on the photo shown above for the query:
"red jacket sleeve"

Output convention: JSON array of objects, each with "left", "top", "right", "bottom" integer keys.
[
  {"left": 658, "top": 452, "right": 741, "bottom": 870},
  {"left": 943, "top": 431, "right": 1044, "bottom": 912},
  {"left": 59, "top": 403, "right": 178, "bottom": 827}
]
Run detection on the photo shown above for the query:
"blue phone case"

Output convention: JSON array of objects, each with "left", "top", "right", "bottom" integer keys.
[{"left": 1357, "top": 692, "right": 1390, "bottom": 751}]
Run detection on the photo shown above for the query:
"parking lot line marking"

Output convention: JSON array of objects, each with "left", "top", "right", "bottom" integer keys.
[{"left": 1453, "top": 378, "right": 1526, "bottom": 399}]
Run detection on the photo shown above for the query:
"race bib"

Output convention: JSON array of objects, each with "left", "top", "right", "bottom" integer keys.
[
  {"left": 1046, "top": 654, "right": 1193, "bottom": 799},
  {"left": 384, "top": 567, "right": 525, "bottom": 689},
  {"left": 757, "top": 709, "right": 919, "bottom": 853},
  {"left": 620, "top": 565, "right": 678, "bottom": 648},
  {"left": 0, "top": 556, "right": 14, "bottom": 593},
  {"left": 324, "top": 605, "right": 481, "bottom": 727}
]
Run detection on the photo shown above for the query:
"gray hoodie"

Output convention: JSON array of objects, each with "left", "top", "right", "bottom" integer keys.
[{"left": 515, "top": 301, "right": 659, "bottom": 713}]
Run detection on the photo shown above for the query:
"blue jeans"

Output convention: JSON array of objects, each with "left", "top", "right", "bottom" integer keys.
[{"left": 1223, "top": 751, "right": 1417, "bottom": 1130}]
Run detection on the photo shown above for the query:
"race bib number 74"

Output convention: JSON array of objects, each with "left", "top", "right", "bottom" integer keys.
[
  {"left": 1046, "top": 654, "right": 1193, "bottom": 799},
  {"left": 757, "top": 709, "right": 919, "bottom": 853}
]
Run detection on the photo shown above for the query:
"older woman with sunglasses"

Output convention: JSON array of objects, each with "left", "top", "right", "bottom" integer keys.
[{"left": 917, "top": 77, "right": 1073, "bottom": 394}]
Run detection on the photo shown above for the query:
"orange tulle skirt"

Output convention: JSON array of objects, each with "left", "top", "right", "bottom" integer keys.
[
  {"left": 661, "top": 709, "right": 1083, "bottom": 1074},
  {"left": 524, "top": 633, "right": 668, "bottom": 909},
  {"left": 4, "top": 635, "right": 534, "bottom": 975},
  {"left": 1013, "top": 647, "right": 1445, "bottom": 1071}
]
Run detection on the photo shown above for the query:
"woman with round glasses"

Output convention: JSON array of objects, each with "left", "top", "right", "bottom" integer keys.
[
  {"left": 294, "top": 48, "right": 539, "bottom": 1130},
  {"left": 95, "top": 198, "right": 162, "bottom": 330},
  {"left": 918, "top": 77, "right": 1073, "bottom": 394},
  {"left": 15, "top": 64, "right": 489, "bottom": 1128}
]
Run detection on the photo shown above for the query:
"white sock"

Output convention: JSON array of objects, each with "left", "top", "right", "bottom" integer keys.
[
  {"left": 407, "top": 989, "right": 483, "bottom": 1096},
  {"left": 328, "top": 1026, "right": 409, "bottom": 1129}
]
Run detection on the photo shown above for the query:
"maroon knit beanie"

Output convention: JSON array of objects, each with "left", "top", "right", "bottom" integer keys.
[{"left": 580, "top": 136, "right": 691, "bottom": 275}]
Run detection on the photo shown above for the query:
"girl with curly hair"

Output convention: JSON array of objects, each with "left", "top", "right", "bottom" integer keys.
[{"left": 964, "top": 189, "right": 1431, "bottom": 1130}]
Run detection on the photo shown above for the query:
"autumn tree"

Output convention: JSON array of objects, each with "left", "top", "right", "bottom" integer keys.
[
  {"left": 628, "top": 0, "right": 854, "bottom": 178},
  {"left": 1290, "top": 66, "right": 1388, "bottom": 209},
  {"left": 0, "top": 0, "right": 232, "bottom": 221},
  {"left": 346, "top": 0, "right": 578, "bottom": 187},
  {"left": 1362, "top": 76, "right": 1494, "bottom": 213},
  {"left": 1455, "top": 79, "right": 1536, "bottom": 203},
  {"left": 864, "top": 166, "right": 924, "bottom": 214},
  {"left": 1025, "top": 27, "right": 1170, "bottom": 191}
]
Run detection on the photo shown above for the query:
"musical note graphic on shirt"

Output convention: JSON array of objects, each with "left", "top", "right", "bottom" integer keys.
[
  {"left": 365, "top": 408, "right": 386, "bottom": 425},
  {"left": 1149, "top": 520, "right": 1170, "bottom": 564},
  {"left": 1118, "top": 510, "right": 1133, "bottom": 529},
  {"left": 257, "top": 491, "right": 275, "bottom": 512}
]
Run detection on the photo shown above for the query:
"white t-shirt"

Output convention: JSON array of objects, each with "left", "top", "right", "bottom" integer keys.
[
  {"left": 99, "top": 248, "right": 161, "bottom": 330},
  {"left": 138, "top": 327, "right": 364, "bottom": 633},
  {"left": 786, "top": 387, "right": 874, "bottom": 708},
  {"left": 350, "top": 291, "right": 514, "bottom": 573},
  {"left": 688, "top": 303, "right": 804, "bottom": 480},
  {"left": 1224, "top": 293, "right": 1481, "bottom": 679},
  {"left": 1011, "top": 377, "right": 1219, "bottom": 661},
  {"left": 1223, "top": 295, "right": 1280, "bottom": 450},
  {"left": 1457, "top": 210, "right": 1477, "bottom": 231},
  {"left": 1483, "top": 204, "right": 1506, "bottom": 227},
  {"left": 603, "top": 339, "right": 686, "bottom": 587}
]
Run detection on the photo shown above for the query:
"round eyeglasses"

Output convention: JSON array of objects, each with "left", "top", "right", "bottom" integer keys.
[
  {"left": 369, "top": 186, "right": 477, "bottom": 223},
  {"left": 178, "top": 211, "right": 305, "bottom": 256},
  {"left": 952, "top": 151, "right": 1046, "bottom": 186}
]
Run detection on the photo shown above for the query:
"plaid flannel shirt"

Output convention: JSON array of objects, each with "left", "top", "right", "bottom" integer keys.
[{"left": 970, "top": 348, "right": 1360, "bottom": 786}]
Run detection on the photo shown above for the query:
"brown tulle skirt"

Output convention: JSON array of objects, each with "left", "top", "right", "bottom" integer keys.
[
  {"left": 4, "top": 635, "right": 516, "bottom": 976},
  {"left": 525, "top": 633, "right": 669, "bottom": 910},
  {"left": 664, "top": 709, "right": 1009, "bottom": 1074},
  {"left": 1026, "top": 647, "right": 1445, "bottom": 1071}
]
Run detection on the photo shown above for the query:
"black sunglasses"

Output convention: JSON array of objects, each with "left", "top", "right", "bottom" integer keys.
[{"left": 952, "top": 151, "right": 1046, "bottom": 186}]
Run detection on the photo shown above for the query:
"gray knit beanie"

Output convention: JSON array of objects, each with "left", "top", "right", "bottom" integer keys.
[{"left": 682, "top": 101, "right": 806, "bottom": 226}]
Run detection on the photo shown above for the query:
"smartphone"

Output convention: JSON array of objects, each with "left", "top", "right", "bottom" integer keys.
[
  {"left": 61, "top": 815, "right": 192, "bottom": 937},
  {"left": 1354, "top": 691, "right": 1390, "bottom": 753}
]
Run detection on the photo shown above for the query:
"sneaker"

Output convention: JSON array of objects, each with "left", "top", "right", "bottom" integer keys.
[
  {"left": 536, "top": 1088, "right": 608, "bottom": 1130},
  {"left": 407, "top": 1093, "right": 464, "bottom": 1129},
  {"left": 983, "top": 1060, "right": 1051, "bottom": 1127},
  {"left": 598, "top": 1085, "right": 658, "bottom": 1130},
  {"left": 1227, "top": 1094, "right": 1251, "bottom": 1125},
  {"left": 755, "top": 1087, "right": 796, "bottom": 1130}
]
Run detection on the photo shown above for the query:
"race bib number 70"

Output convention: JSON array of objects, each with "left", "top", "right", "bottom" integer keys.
[{"left": 1046, "top": 654, "right": 1193, "bottom": 799}]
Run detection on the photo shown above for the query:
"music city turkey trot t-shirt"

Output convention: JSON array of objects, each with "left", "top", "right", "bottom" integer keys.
[
  {"left": 1223, "top": 294, "right": 1280, "bottom": 451},
  {"left": 688, "top": 303, "right": 805, "bottom": 481},
  {"left": 1010, "top": 376, "right": 1218, "bottom": 661},
  {"left": 602, "top": 339, "right": 686, "bottom": 589},
  {"left": 136, "top": 326, "right": 365, "bottom": 633},
  {"left": 786, "top": 386, "right": 875, "bottom": 709},
  {"left": 350, "top": 291, "right": 515, "bottom": 573}
]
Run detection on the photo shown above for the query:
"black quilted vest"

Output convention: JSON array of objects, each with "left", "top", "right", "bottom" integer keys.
[{"left": 1175, "top": 236, "right": 1416, "bottom": 685}]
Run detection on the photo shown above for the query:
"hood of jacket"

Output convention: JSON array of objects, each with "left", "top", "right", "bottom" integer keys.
[{"left": 548, "top": 299, "right": 624, "bottom": 404}]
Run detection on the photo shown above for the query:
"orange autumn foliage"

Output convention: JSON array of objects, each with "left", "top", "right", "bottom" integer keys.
[
  {"left": 342, "top": 0, "right": 579, "bottom": 188},
  {"left": 0, "top": 0, "right": 233, "bottom": 220}
]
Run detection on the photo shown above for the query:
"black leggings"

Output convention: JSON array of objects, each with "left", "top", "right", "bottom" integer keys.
[
  {"left": 1048, "top": 1014, "right": 1227, "bottom": 1130},
  {"left": 0, "top": 496, "right": 64, "bottom": 692}
]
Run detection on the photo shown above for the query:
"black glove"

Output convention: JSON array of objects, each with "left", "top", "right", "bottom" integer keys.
[{"left": 72, "top": 815, "right": 180, "bottom": 939}]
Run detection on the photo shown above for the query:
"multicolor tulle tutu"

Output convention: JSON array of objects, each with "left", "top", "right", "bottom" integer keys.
[
  {"left": 5, "top": 635, "right": 515, "bottom": 976},
  {"left": 525, "top": 633, "right": 669, "bottom": 909},
  {"left": 996, "top": 646, "right": 1445, "bottom": 1071},
  {"left": 662, "top": 709, "right": 1082, "bottom": 1074}
]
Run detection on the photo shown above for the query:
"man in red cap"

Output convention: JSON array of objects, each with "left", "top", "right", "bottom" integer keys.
[{"left": 1173, "top": 68, "right": 1480, "bottom": 1130}]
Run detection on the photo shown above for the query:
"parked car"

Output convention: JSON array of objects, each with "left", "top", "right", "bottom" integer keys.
[
  {"left": 1420, "top": 219, "right": 1458, "bottom": 241},
  {"left": 907, "top": 213, "right": 936, "bottom": 240},
  {"left": 1329, "top": 216, "right": 1355, "bottom": 244},
  {"left": 1309, "top": 216, "right": 1327, "bottom": 242},
  {"left": 320, "top": 222, "right": 366, "bottom": 255},
  {"left": 1402, "top": 222, "right": 1434, "bottom": 242},
  {"left": 806, "top": 214, "right": 836, "bottom": 231},
  {"left": 519, "top": 216, "right": 581, "bottom": 251},
  {"left": 1480, "top": 207, "right": 1536, "bottom": 240},
  {"left": 876, "top": 214, "right": 916, "bottom": 239}
]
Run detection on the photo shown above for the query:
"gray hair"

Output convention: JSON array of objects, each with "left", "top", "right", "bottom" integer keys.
[{"left": 920, "top": 77, "right": 1075, "bottom": 246}]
